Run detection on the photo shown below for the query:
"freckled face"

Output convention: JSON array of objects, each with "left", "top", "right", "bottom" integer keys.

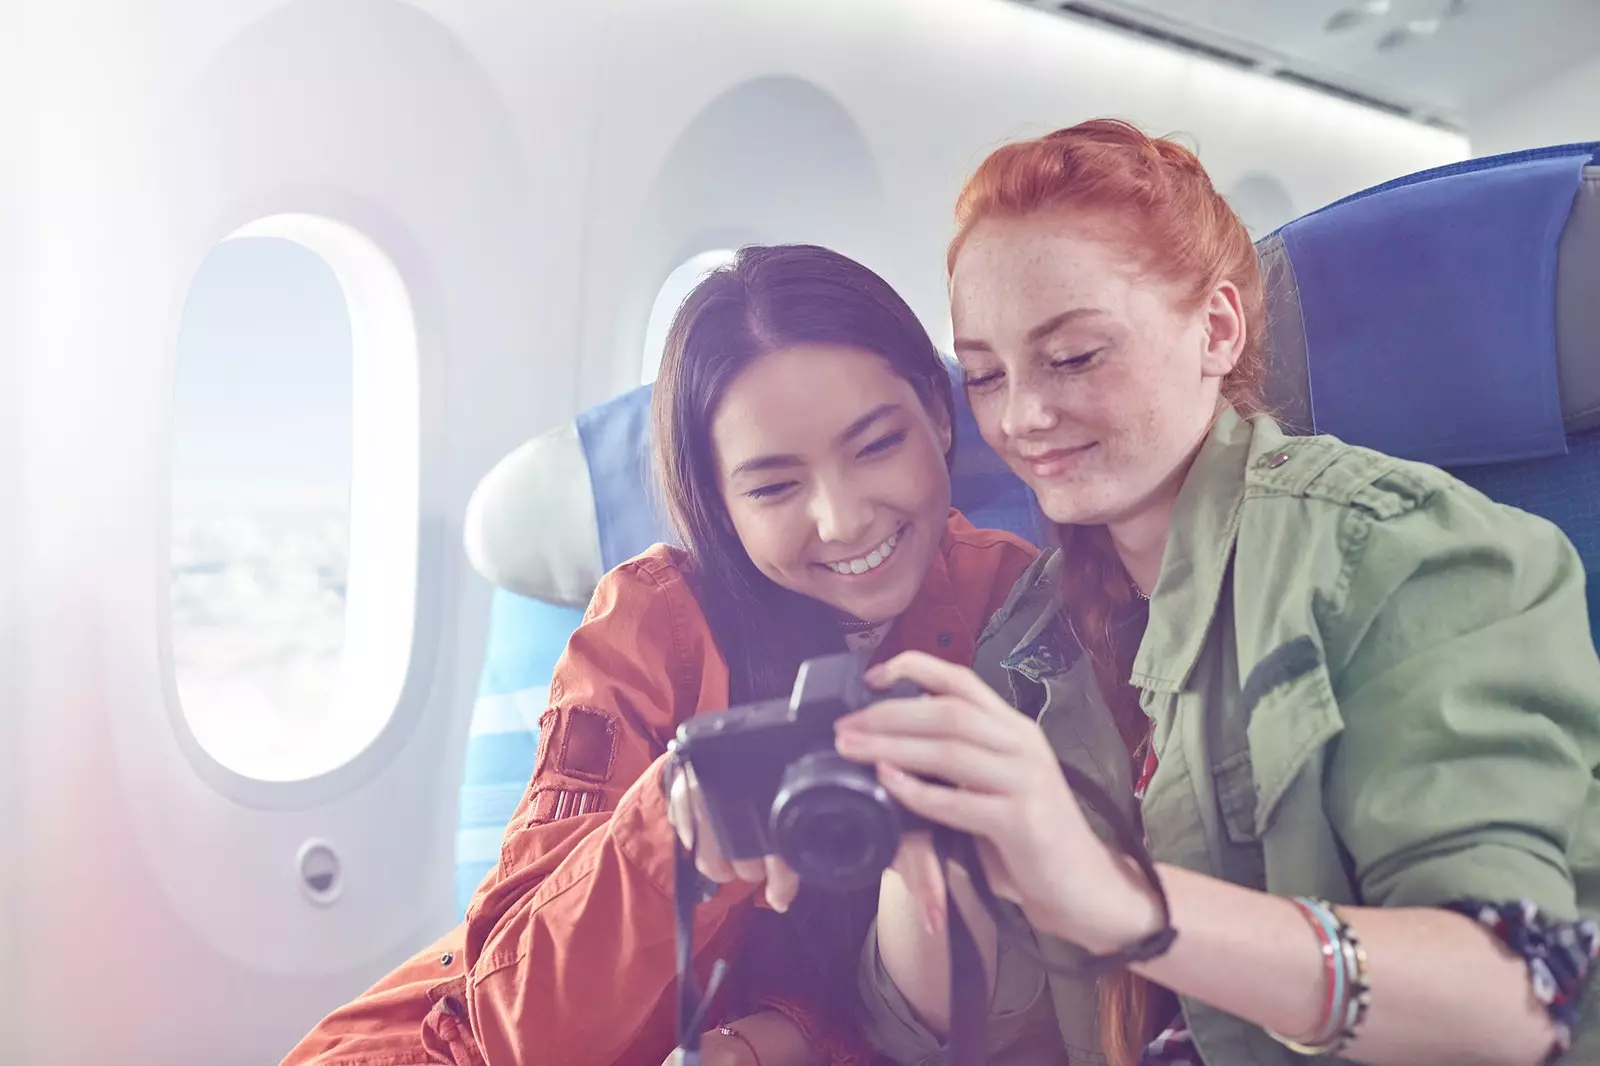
[
  {"left": 950, "top": 210, "right": 1241, "bottom": 528},
  {"left": 712, "top": 343, "right": 953, "bottom": 623}
]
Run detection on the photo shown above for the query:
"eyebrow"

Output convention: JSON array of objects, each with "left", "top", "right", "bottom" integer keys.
[
  {"left": 953, "top": 307, "right": 1106, "bottom": 353},
  {"left": 727, "top": 403, "right": 903, "bottom": 480}
]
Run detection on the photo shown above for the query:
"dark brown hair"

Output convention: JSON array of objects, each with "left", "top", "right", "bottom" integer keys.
[
  {"left": 651, "top": 242, "right": 956, "bottom": 1037},
  {"left": 652, "top": 243, "right": 955, "bottom": 704}
]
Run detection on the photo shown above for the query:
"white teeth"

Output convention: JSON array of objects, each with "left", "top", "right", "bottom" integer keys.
[{"left": 827, "top": 530, "right": 900, "bottom": 575}]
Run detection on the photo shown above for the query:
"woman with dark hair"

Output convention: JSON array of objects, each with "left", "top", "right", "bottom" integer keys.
[{"left": 278, "top": 243, "right": 1037, "bottom": 1066}]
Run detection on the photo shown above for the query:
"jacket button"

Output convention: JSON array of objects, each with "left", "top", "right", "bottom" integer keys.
[
  {"left": 440, "top": 952, "right": 454, "bottom": 967},
  {"left": 938, "top": 632, "right": 954, "bottom": 647},
  {"left": 1265, "top": 451, "right": 1291, "bottom": 469}
]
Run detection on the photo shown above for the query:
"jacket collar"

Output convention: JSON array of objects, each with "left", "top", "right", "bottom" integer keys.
[
  {"left": 1130, "top": 407, "right": 1280, "bottom": 693},
  {"left": 879, "top": 510, "right": 984, "bottom": 668}
]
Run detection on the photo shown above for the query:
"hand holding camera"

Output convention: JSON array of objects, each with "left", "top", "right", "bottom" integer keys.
[
  {"left": 668, "top": 650, "right": 934, "bottom": 904},
  {"left": 833, "top": 650, "right": 1165, "bottom": 952},
  {"left": 667, "top": 649, "right": 1175, "bottom": 1066},
  {"left": 665, "top": 763, "right": 804, "bottom": 912}
]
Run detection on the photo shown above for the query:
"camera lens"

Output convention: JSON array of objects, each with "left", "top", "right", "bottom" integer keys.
[{"left": 770, "top": 751, "right": 901, "bottom": 892}]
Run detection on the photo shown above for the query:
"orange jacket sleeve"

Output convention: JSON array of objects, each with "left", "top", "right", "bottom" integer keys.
[{"left": 461, "top": 550, "right": 760, "bottom": 1066}]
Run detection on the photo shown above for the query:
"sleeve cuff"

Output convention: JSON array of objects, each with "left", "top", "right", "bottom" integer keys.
[
  {"left": 1441, "top": 899, "right": 1600, "bottom": 1057},
  {"left": 612, "top": 757, "right": 760, "bottom": 914}
]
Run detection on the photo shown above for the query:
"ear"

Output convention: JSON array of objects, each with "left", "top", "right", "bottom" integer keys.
[
  {"left": 934, "top": 400, "right": 954, "bottom": 455},
  {"left": 1200, "top": 281, "right": 1247, "bottom": 379}
]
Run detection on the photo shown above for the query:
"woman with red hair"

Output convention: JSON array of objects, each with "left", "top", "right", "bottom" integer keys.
[{"left": 830, "top": 120, "right": 1600, "bottom": 1066}]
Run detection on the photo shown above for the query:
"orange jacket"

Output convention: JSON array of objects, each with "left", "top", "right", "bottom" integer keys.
[{"left": 281, "top": 510, "right": 1037, "bottom": 1066}]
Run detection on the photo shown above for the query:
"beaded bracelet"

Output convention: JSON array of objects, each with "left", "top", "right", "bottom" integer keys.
[
  {"left": 1266, "top": 897, "right": 1372, "bottom": 1056},
  {"left": 717, "top": 1024, "right": 764, "bottom": 1066}
]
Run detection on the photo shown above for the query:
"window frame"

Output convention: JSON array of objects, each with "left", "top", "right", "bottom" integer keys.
[{"left": 161, "top": 213, "right": 427, "bottom": 798}]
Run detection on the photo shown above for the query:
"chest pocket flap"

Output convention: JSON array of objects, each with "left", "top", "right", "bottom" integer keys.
[{"left": 1243, "top": 636, "right": 1345, "bottom": 837}]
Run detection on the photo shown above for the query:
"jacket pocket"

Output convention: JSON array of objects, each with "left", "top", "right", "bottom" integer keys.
[
  {"left": 1210, "top": 747, "right": 1269, "bottom": 889},
  {"left": 1241, "top": 636, "right": 1345, "bottom": 838},
  {"left": 421, "top": 978, "right": 486, "bottom": 1066},
  {"left": 1212, "top": 749, "right": 1259, "bottom": 845}
]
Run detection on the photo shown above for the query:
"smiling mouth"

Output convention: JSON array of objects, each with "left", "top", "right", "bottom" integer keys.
[
  {"left": 820, "top": 525, "right": 904, "bottom": 576},
  {"left": 1020, "top": 443, "right": 1096, "bottom": 476}
]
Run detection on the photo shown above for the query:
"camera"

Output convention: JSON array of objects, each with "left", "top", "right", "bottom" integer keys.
[{"left": 671, "top": 650, "right": 926, "bottom": 892}]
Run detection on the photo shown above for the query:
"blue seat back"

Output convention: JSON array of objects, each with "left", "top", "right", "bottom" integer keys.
[{"left": 1258, "top": 141, "right": 1600, "bottom": 646}]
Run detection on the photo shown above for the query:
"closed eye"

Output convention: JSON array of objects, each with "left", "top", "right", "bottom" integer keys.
[
  {"left": 963, "top": 369, "right": 1003, "bottom": 391},
  {"left": 1052, "top": 349, "right": 1101, "bottom": 372},
  {"left": 859, "top": 430, "right": 906, "bottom": 457},
  {"left": 745, "top": 481, "right": 797, "bottom": 500}
]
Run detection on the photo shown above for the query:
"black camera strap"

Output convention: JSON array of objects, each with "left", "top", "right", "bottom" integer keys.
[
  {"left": 664, "top": 748, "right": 1176, "bottom": 1066},
  {"left": 665, "top": 754, "right": 729, "bottom": 1066},
  {"left": 932, "top": 760, "right": 1178, "bottom": 1065},
  {"left": 934, "top": 829, "right": 990, "bottom": 1066}
]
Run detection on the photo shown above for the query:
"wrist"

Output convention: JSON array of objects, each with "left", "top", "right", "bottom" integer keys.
[{"left": 1051, "top": 847, "right": 1167, "bottom": 955}]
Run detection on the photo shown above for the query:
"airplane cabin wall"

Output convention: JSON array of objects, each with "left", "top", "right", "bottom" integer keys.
[
  {"left": 7, "top": 1, "right": 1467, "bottom": 1064},
  {"left": 0, "top": 5, "right": 21, "bottom": 1053},
  {"left": 1468, "top": 53, "right": 1600, "bottom": 157},
  {"left": 573, "top": 0, "right": 1470, "bottom": 404}
]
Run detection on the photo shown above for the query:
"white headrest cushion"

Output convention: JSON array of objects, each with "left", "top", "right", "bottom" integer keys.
[{"left": 463, "top": 421, "right": 604, "bottom": 607}]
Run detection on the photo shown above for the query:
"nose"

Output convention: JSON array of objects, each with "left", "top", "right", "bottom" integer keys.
[
  {"left": 809, "top": 474, "right": 874, "bottom": 547},
  {"left": 998, "top": 377, "right": 1059, "bottom": 440}
]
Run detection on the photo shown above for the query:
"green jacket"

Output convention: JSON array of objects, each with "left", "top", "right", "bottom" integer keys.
[{"left": 859, "top": 407, "right": 1600, "bottom": 1066}]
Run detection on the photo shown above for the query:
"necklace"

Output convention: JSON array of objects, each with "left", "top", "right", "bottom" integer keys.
[{"left": 1131, "top": 582, "right": 1150, "bottom": 603}]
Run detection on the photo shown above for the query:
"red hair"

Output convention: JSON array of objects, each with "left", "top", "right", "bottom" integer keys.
[{"left": 948, "top": 119, "right": 1270, "bottom": 1066}]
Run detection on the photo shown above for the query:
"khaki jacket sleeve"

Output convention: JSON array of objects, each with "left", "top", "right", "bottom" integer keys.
[
  {"left": 461, "top": 558, "right": 761, "bottom": 1066},
  {"left": 856, "top": 917, "right": 1060, "bottom": 1066},
  {"left": 1323, "top": 476, "right": 1600, "bottom": 916}
]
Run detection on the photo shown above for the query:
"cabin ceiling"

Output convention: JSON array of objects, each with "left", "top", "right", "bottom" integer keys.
[{"left": 1012, "top": 0, "right": 1600, "bottom": 130}]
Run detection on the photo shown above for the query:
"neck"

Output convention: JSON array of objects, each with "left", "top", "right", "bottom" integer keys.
[
  {"left": 1107, "top": 501, "right": 1173, "bottom": 597},
  {"left": 1107, "top": 412, "right": 1218, "bottom": 595}
]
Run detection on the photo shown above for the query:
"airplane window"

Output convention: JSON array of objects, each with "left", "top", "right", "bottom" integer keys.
[
  {"left": 169, "top": 217, "right": 419, "bottom": 782},
  {"left": 640, "top": 249, "right": 738, "bottom": 384}
]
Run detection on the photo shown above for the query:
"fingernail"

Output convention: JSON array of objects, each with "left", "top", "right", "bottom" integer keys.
[
  {"left": 924, "top": 902, "right": 944, "bottom": 936},
  {"left": 864, "top": 664, "right": 888, "bottom": 685}
]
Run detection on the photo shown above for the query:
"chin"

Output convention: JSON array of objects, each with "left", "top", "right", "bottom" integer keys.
[
  {"left": 1034, "top": 485, "right": 1114, "bottom": 527},
  {"left": 828, "top": 579, "right": 917, "bottom": 624}
]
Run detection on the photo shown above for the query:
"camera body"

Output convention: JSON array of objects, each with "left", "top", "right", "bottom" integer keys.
[{"left": 672, "top": 650, "right": 926, "bottom": 891}]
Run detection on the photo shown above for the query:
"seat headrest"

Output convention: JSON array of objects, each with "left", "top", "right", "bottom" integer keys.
[
  {"left": 462, "top": 419, "right": 605, "bottom": 605},
  {"left": 1258, "top": 143, "right": 1600, "bottom": 465},
  {"left": 464, "top": 358, "right": 1039, "bottom": 605}
]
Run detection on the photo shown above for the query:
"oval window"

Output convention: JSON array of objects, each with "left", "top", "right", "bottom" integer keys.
[
  {"left": 640, "top": 249, "right": 738, "bottom": 385},
  {"left": 169, "top": 216, "right": 419, "bottom": 783}
]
